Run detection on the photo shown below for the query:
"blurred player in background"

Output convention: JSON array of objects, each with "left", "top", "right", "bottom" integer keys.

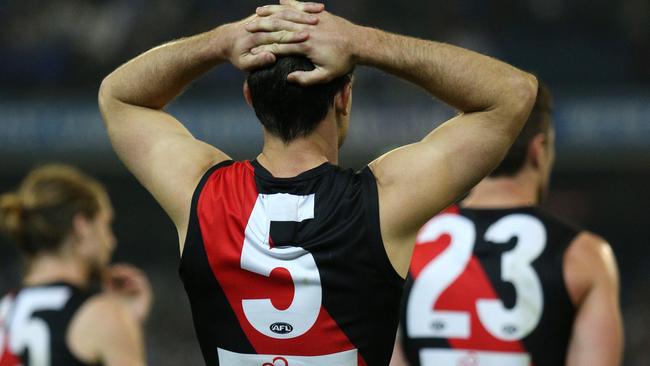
[
  {"left": 390, "top": 85, "right": 623, "bottom": 366},
  {"left": 98, "top": 0, "right": 537, "bottom": 364},
  {"left": 0, "top": 165, "right": 152, "bottom": 366}
]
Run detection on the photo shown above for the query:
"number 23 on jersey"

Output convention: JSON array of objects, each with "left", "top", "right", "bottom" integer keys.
[{"left": 407, "top": 213, "right": 547, "bottom": 341}]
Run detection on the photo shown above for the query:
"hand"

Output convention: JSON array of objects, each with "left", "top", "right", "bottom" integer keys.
[
  {"left": 248, "top": 0, "right": 358, "bottom": 85},
  {"left": 224, "top": 1, "right": 325, "bottom": 71},
  {"left": 105, "top": 264, "right": 153, "bottom": 324}
]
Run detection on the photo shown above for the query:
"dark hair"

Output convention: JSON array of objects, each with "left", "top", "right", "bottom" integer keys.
[
  {"left": 489, "top": 83, "right": 554, "bottom": 177},
  {"left": 247, "top": 56, "right": 353, "bottom": 143},
  {"left": 0, "top": 164, "right": 107, "bottom": 258}
]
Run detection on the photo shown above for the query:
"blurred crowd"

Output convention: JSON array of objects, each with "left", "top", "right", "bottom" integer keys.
[
  {"left": 1, "top": 0, "right": 649, "bottom": 364},
  {"left": 1, "top": 0, "right": 649, "bottom": 90}
]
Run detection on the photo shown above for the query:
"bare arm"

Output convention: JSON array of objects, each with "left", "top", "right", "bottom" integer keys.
[
  {"left": 564, "top": 233, "right": 623, "bottom": 366},
  {"left": 98, "top": 3, "right": 323, "bottom": 247},
  {"left": 389, "top": 330, "right": 410, "bottom": 366},
  {"left": 68, "top": 295, "right": 146, "bottom": 366},
  {"left": 251, "top": 5, "right": 537, "bottom": 276},
  {"left": 362, "top": 31, "right": 537, "bottom": 275}
]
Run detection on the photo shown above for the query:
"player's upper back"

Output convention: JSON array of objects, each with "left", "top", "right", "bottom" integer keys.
[
  {"left": 401, "top": 205, "right": 580, "bottom": 366},
  {"left": 0, "top": 283, "right": 100, "bottom": 366},
  {"left": 179, "top": 160, "right": 404, "bottom": 366}
]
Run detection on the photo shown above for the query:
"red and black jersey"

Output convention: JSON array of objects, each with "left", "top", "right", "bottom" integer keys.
[
  {"left": 400, "top": 206, "right": 578, "bottom": 366},
  {"left": 179, "top": 160, "right": 404, "bottom": 366},
  {"left": 0, "top": 283, "right": 100, "bottom": 366}
]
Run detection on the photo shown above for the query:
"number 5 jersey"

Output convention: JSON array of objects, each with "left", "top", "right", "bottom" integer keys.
[
  {"left": 179, "top": 160, "right": 404, "bottom": 366},
  {"left": 399, "top": 205, "right": 579, "bottom": 366}
]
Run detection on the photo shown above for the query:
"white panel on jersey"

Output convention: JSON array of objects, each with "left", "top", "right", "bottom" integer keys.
[
  {"left": 0, "top": 294, "right": 14, "bottom": 359},
  {"left": 477, "top": 214, "right": 546, "bottom": 341},
  {"left": 241, "top": 194, "right": 322, "bottom": 339},
  {"left": 407, "top": 214, "right": 476, "bottom": 339},
  {"left": 419, "top": 348, "right": 530, "bottom": 366},
  {"left": 8, "top": 287, "right": 71, "bottom": 366},
  {"left": 217, "top": 348, "right": 358, "bottom": 366},
  {"left": 0, "top": 295, "right": 12, "bottom": 321}
]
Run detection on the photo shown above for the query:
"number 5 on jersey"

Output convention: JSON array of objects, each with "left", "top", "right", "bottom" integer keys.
[{"left": 241, "top": 193, "right": 322, "bottom": 339}]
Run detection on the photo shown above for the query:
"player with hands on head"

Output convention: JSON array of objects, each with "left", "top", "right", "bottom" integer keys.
[
  {"left": 99, "top": 0, "right": 537, "bottom": 365},
  {"left": 0, "top": 164, "right": 152, "bottom": 366}
]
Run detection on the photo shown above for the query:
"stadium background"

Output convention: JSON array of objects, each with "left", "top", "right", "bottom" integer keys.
[{"left": 0, "top": 0, "right": 648, "bottom": 364}]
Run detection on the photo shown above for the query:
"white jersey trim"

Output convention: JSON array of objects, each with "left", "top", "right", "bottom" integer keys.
[{"left": 217, "top": 348, "right": 358, "bottom": 366}]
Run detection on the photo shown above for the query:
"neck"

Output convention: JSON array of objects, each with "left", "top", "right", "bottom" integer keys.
[
  {"left": 258, "top": 115, "right": 339, "bottom": 178},
  {"left": 463, "top": 170, "right": 540, "bottom": 209},
  {"left": 23, "top": 255, "right": 89, "bottom": 288}
]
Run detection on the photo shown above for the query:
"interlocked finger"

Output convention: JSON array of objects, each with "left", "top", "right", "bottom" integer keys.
[
  {"left": 251, "top": 43, "right": 308, "bottom": 57},
  {"left": 249, "top": 30, "right": 309, "bottom": 48},
  {"left": 287, "top": 68, "right": 331, "bottom": 85},
  {"left": 239, "top": 52, "right": 276, "bottom": 71},
  {"left": 246, "top": 18, "right": 309, "bottom": 33},
  {"left": 257, "top": 4, "right": 323, "bottom": 20},
  {"left": 279, "top": 0, "right": 325, "bottom": 13}
]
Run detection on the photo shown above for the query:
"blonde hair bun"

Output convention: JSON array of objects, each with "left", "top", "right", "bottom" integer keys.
[{"left": 0, "top": 192, "right": 24, "bottom": 236}]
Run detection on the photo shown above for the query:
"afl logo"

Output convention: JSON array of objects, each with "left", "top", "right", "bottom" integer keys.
[{"left": 270, "top": 322, "right": 293, "bottom": 334}]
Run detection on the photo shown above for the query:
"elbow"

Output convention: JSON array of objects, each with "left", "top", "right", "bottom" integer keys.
[
  {"left": 97, "top": 75, "right": 120, "bottom": 124},
  {"left": 507, "top": 72, "right": 538, "bottom": 121},
  {"left": 496, "top": 71, "right": 538, "bottom": 136},
  {"left": 517, "top": 71, "right": 539, "bottom": 112},
  {"left": 97, "top": 75, "right": 113, "bottom": 111}
]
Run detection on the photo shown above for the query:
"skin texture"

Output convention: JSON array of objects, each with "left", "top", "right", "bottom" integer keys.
[
  {"left": 99, "top": 0, "right": 537, "bottom": 282},
  {"left": 389, "top": 329, "right": 408, "bottom": 366},
  {"left": 251, "top": 5, "right": 539, "bottom": 276},
  {"left": 563, "top": 233, "right": 623, "bottom": 366},
  {"left": 390, "top": 128, "right": 623, "bottom": 365},
  {"left": 99, "top": 2, "right": 326, "bottom": 248},
  {"left": 67, "top": 294, "right": 146, "bottom": 366},
  {"left": 21, "top": 200, "right": 151, "bottom": 366}
]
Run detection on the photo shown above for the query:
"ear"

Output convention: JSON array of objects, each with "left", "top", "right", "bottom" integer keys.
[
  {"left": 68, "top": 213, "right": 95, "bottom": 258},
  {"left": 334, "top": 80, "right": 353, "bottom": 116},
  {"left": 72, "top": 213, "right": 92, "bottom": 241},
  {"left": 528, "top": 133, "right": 547, "bottom": 169},
  {"left": 243, "top": 81, "right": 253, "bottom": 108}
]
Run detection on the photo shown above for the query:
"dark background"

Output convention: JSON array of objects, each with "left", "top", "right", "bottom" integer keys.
[{"left": 1, "top": 0, "right": 648, "bottom": 364}]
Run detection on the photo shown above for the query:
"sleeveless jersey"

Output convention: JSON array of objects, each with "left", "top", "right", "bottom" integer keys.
[
  {"left": 400, "top": 206, "right": 579, "bottom": 366},
  {"left": 0, "top": 283, "right": 100, "bottom": 366},
  {"left": 179, "top": 160, "right": 404, "bottom": 366}
]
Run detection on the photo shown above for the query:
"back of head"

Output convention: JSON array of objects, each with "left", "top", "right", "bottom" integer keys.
[
  {"left": 247, "top": 56, "right": 353, "bottom": 143},
  {"left": 489, "top": 82, "right": 554, "bottom": 177},
  {"left": 0, "top": 164, "right": 107, "bottom": 258}
]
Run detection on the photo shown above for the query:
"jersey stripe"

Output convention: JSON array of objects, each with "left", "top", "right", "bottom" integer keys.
[
  {"left": 0, "top": 339, "right": 20, "bottom": 366},
  {"left": 197, "top": 162, "right": 366, "bottom": 364}
]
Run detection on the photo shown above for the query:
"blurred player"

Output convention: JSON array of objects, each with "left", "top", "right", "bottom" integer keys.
[
  {"left": 390, "top": 85, "right": 623, "bottom": 366},
  {"left": 98, "top": 0, "right": 537, "bottom": 364},
  {"left": 0, "top": 165, "right": 151, "bottom": 366}
]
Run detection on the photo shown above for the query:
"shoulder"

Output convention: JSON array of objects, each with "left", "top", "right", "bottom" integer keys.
[
  {"left": 67, "top": 293, "right": 137, "bottom": 362},
  {"left": 563, "top": 231, "right": 619, "bottom": 306},
  {"left": 72, "top": 293, "right": 135, "bottom": 333},
  {"left": 566, "top": 232, "right": 617, "bottom": 274},
  {"left": 197, "top": 160, "right": 251, "bottom": 195},
  {"left": 196, "top": 160, "right": 240, "bottom": 187}
]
